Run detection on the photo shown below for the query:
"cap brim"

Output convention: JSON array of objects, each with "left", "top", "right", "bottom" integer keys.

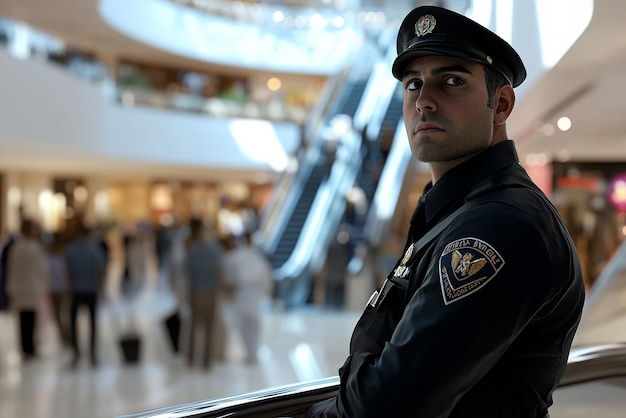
[{"left": 392, "top": 46, "right": 488, "bottom": 81}]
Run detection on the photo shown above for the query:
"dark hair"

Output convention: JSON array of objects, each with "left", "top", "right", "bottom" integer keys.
[
  {"left": 484, "top": 65, "right": 511, "bottom": 108},
  {"left": 189, "top": 217, "right": 205, "bottom": 236},
  {"left": 20, "top": 218, "right": 37, "bottom": 237},
  {"left": 50, "top": 232, "right": 66, "bottom": 253},
  {"left": 78, "top": 224, "right": 91, "bottom": 238}
]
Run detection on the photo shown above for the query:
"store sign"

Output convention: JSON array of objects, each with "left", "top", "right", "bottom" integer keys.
[{"left": 607, "top": 173, "right": 626, "bottom": 212}]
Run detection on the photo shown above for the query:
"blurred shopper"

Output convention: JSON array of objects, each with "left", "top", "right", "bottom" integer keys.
[
  {"left": 94, "top": 226, "right": 110, "bottom": 274},
  {"left": 121, "top": 231, "right": 132, "bottom": 294},
  {"left": 323, "top": 224, "right": 352, "bottom": 309},
  {"left": 169, "top": 222, "right": 189, "bottom": 308},
  {"left": 344, "top": 241, "right": 376, "bottom": 311},
  {"left": 126, "top": 222, "right": 154, "bottom": 296},
  {"left": 0, "top": 233, "right": 17, "bottom": 312},
  {"left": 45, "top": 232, "right": 71, "bottom": 348},
  {"left": 223, "top": 232, "right": 273, "bottom": 365},
  {"left": 65, "top": 225, "right": 106, "bottom": 368},
  {"left": 184, "top": 218, "right": 224, "bottom": 369},
  {"left": 6, "top": 218, "right": 48, "bottom": 361},
  {"left": 155, "top": 218, "right": 174, "bottom": 277}
]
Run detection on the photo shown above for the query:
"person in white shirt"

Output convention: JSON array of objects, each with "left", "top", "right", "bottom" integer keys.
[
  {"left": 223, "top": 232, "right": 273, "bottom": 365},
  {"left": 6, "top": 218, "right": 48, "bottom": 361}
]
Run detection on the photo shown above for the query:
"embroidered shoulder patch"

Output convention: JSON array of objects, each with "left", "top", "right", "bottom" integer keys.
[{"left": 439, "top": 237, "right": 505, "bottom": 305}]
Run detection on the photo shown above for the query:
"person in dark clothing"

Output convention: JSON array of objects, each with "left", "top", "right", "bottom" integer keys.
[
  {"left": 183, "top": 218, "right": 224, "bottom": 369},
  {"left": 65, "top": 225, "right": 106, "bottom": 368},
  {"left": 45, "top": 232, "right": 71, "bottom": 347},
  {"left": 0, "top": 234, "right": 16, "bottom": 311},
  {"left": 155, "top": 222, "right": 173, "bottom": 274},
  {"left": 305, "top": 6, "right": 585, "bottom": 418},
  {"left": 324, "top": 224, "right": 352, "bottom": 309},
  {"left": 121, "top": 232, "right": 132, "bottom": 295}
]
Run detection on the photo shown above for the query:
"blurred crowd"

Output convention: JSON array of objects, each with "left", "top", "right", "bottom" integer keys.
[
  {"left": 0, "top": 201, "right": 415, "bottom": 373},
  {"left": 0, "top": 212, "right": 274, "bottom": 371}
]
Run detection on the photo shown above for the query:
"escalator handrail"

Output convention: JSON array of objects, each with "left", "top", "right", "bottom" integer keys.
[
  {"left": 358, "top": 39, "right": 402, "bottom": 139},
  {"left": 349, "top": 34, "right": 396, "bottom": 133},
  {"left": 362, "top": 119, "right": 416, "bottom": 247},
  {"left": 560, "top": 342, "right": 626, "bottom": 386}
]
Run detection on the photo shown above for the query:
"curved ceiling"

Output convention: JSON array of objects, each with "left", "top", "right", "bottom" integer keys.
[{"left": 99, "top": 0, "right": 364, "bottom": 75}]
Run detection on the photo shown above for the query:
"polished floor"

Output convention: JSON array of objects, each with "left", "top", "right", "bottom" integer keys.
[{"left": 0, "top": 269, "right": 624, "bottom": 418}]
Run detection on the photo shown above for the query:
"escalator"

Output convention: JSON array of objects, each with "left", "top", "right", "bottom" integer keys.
[
  {"left": 267, "top": 79, "right": 370, "bottom": 271},
  {"left": 258, "top": 34, "right": 411, "bottom": 307},
  {"left": 270, "top": 162, "right": 328, "bottom": 268},
  {"left": 330, "top": 79, "right": 369, "bottom": 121}
]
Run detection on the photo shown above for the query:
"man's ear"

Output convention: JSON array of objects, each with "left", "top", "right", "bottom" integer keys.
[{"left": 494, "top": 85, "right": 515, "bottom": 126}]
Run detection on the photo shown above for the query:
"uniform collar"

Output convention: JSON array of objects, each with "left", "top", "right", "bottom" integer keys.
[{"left": 419, "top": 140, "right": 520, "bottom": 225}]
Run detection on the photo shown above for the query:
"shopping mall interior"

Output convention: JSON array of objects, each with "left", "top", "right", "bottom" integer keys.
[{"left": 0, "top": 0, "right": 626, "bottom": 417}]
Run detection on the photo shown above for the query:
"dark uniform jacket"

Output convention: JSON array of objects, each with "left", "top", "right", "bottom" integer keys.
[{"left": 307, "top": 140, "right": 585, "bottom": 417}]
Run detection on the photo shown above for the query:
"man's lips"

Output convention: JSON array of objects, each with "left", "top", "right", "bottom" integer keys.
[{"left": 415, "top": 123, "right": 444, "bottom": 134}]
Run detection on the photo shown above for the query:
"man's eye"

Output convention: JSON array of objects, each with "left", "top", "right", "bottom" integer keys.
[
  {"left": 445, "top": 76, "right": 464, "bottom": 86},
  {"left": 405, "top": 80, "right": 421, "bottom": 91}
]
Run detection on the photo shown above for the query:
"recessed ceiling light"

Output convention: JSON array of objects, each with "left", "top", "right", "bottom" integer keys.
[{"left": 557, "top": 116, "right": 572, "bottom": 131}]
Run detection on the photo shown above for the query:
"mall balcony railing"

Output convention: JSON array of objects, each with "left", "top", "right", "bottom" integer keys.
[
  {"left": 0, "top": 15, "right": 314, "bottom": 126},
  {"left": 116, "top": 87, "right": 310, "bottom": 125}
]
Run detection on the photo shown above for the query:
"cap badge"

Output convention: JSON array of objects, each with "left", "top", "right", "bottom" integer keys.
[{"left": 415, "top": 14, "right": 437, "bottom": 37}]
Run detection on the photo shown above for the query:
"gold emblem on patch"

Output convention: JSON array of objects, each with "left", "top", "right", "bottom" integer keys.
[
  {"left": 415, "top": 14, "right": 437, "bottom": 37},
  {"left": 452, "top": 251, "right": 487, "bottom": 279}
]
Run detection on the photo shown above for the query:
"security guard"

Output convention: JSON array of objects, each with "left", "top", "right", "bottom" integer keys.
[{"left": 305, "top": 5, "right": 585, "bottom": 418}]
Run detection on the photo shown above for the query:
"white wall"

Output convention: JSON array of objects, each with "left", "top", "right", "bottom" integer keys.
[{"left": 0, "top": 49, "right": 301, "bottom": 179}]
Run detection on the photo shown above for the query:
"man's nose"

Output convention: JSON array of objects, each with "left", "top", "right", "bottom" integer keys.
[{"left": 415, "top": 84, "right": 437, "bottom": 113}]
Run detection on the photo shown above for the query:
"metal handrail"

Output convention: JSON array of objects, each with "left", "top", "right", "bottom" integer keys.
[
  {"left": 560, "top": 342, "right": 626, "bottom": 386},
  {"left": 118, "top": 342, "right": 626, "bottom": 418},
  {"left": 118, "top": 376, "right": 339, "bottom": 418}
]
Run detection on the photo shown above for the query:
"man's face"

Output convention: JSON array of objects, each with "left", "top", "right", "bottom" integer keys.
[{"left": 401, "top": 55, "right": 496, "bottom": 169}]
